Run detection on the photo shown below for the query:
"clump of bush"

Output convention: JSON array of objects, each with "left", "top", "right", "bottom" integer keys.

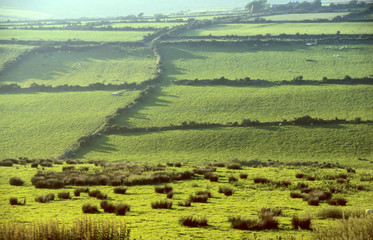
[
  {"left": 9, "top": 197, "right": 25, "bottom": 205},
  {"left": 35, "top": 193, "right": 54, "bottom": 203},
  {"left": 115, "top": 203, "right": 131, "bottom": 216},
  {"left": 193, "top": 167, "right": 216, "bottom": 175},
  {"left": 167, "top": 191, "right": 173, "bottom": 199},
  {"left": 151, "top": 200, "right": 172, "bottom": 209},
  {"left": 195, "top": 190, "right": 211, "bottom": 198},
  {"left": 260, "top": 207, "right": 282, "bottom": 217},
  {"left": 253, "top": 177, "right": 270, "bottom": 184},
  {"left": 114, "top": 187, "right": 128, "bottom": 194},
  {"left": 229, "top": 215, "right": 279, "bottom": 230},
  {"left": 58, "top": 191, "right": 71, "bottom": 199},
  {"left": 239, "top": 173, "right": 248, "bottom": 179},
  {"left": 88, "top": 189, "right": 107, "bottom": 199},
  {"left": 328, "top": 197, "right": 348, "bottom": 206},
  {"left": 229, "top": 176, "right": 238, "bottom": 183},
  {"left": 295, "top": 173, "right": 305, "bottom": 179},
  {"left": 179, "top": 216, "right": 208, "bottom": 227},
  {"left": 189, "top": 194, "right": 209, "bottom": 203},
  {"left": 9, "top": 177, "right": 24, "bottom": 186},
  {"left": 209, "top": 174, "right": 219, "bottom": 182},
  {"left": 218, "top": 186, "right": 234, "bottom": 196},
  {"left": 226, "top": 163, "right": 241, "bottom": 170},
  {"left": 292, "top": 215, "right": 312, "bottom": 230},
  {"left": 290, "top": 192, "right": 305, "bottom": 199},
  {"left": 82, "top": 203, "right": 99, "bottom": 214},
  {"left": 178, "top": 199, "right": 191, "bottom": 207},
  {"left": 154, "top": 185, "right": 173, "bottom": 194},
  {"left": 100, "top": 200, "right": 116, "bottom": 213}
]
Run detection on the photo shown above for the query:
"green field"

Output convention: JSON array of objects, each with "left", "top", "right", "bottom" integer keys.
[
  {"left": 0, "top": 7, "right": 53, "bottom": 21},
  {"left": 0, "top": 90, "right": 140, "bottom": 159},
  {"left": 0, "top": 45, "right": 155, "bottom": 87},
  {"left": 76, "top": 124, "right": 373, "bottom": 168},
  {"left": 0, "top": 44, "right": 35, "bottom": 71},
  {"left": 263, "top": 12, "right": 350, "bottom": 21},
  {"left": 105, "top": 22, "right": 187, "bottom": 28},
  {"left": 116, "top": 85, "right": 373, "bottom": 128},
  {"left": 1, "top": 161, "right": 372, "bottom": 239},
  {"left": 181, "top": 22, "right": 373, "bottom": 36},
  {"left": 160, "top": 43, "right": 373, "bottom": 81},
  {"left": 0, "top": 29, "right": 152, "bottom": 42}
]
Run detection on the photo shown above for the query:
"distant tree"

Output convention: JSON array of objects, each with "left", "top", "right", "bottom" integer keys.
[
  {"left": 245, "top": 0, "right": 270, "bottom": 13},
  {"left": 137, "top": 13, "right": 144, "bottom": 19}
]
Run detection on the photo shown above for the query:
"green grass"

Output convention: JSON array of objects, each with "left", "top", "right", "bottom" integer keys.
[
  {"left": 263, "top": 12, "right": 350, "bottom": 21},
  {"left": 180, "top": 22, "right": 373, "bottom": 36},
  {"left": 116, "top": 84, "right": 373, "bottom": 128},
  {"left": 0, "top": 45, "right": 155, "bottom": 87},
  {"left": 1, "top": 162, "right": 372, "bottom": 239},
  {"left": 0, "top": 90, "right": 140, "bottom": 159},
  {"left": 76, "top": 124, "right": 373, "bottom": 168},
  {"left": 0, "top": 44, "right": 35, "bottom": 71},
  {"left": 160, "top": 43, "right": 373, "bottom": 81},
  {"left": 0, "top": 29, "right": 152, "bottom": 42},
  {"left": 105, "top": 22, "right": 187, "bottom": 28},
  {"left": 0, "top": 7, "right": 52, "bottom": 21}
]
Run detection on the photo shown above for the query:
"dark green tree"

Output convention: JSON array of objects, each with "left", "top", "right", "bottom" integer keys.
[{"left": 245, "top": 0, "right": 270, "bottom": 13}]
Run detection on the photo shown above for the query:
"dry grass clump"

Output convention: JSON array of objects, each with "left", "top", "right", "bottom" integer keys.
[
  {"left": 9, "top": 197, "right": 26, "bottom": 206},
  {"left": 317, "top": 208, "right": 365, "bottom": 219},
  {"left": 313, "top": 215, "right": 373, "bottom": 240},
  {"left": 9, "top": 177, "right": 24, "bottom": 186},
  {"left": 35, "top": 194, "right": 54, "bottom": 203},
  {"left": 179, "top": 216, "right": 208, "bottom": 227},
  {"left": 151, "top": 200, "right": 172, "bottom": 209},
  {"left": 58, "top": 191, "right": 71, "bottom": 199},
  {"left": 239, "top": 173, "right": 248, "bottom": 179},
  {"left": 228, "top": 215, "right": 279, "bottom": 230},
  {"left": 154, "top": 185, "right": 173, "bottom": 194},
  {"left": 292, "top": 215, "right": 312, "bottom": 230},
  {"left": 218, "top": 186, "right": 234, "bottom": 196},
  {"left": 82, "top": 203, "right": 99, "bottom": 214},
  {"left": 178, "top": 199, "right": 191, "bottom": 207},
  {"left": 115, "top": 204, "right": 131, "bottom": 216},
  {"left": 114, "top": 187, "right": 128, "bottom": 194},
  {"left": 0, "top": 216, "right": 129, "bottom": 240}
]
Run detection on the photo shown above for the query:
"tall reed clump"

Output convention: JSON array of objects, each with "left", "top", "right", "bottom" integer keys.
[
  {"left": 313, "top": 215, "right": 373, "bottom": 240},
  {"left": 0, "top": 216, "right": 130, "bottom": 240}
]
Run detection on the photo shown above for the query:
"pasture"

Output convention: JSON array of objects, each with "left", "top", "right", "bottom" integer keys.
[
  {"left": 103, "top": 22, "right": 187, "bottom": 29},
  {"left": 76, "top": 124, "right": 373, "bottom": 168},
  {"left": 263, "top": 12, "right": 350, "bottom": 21},
  {"left": 116, "top": 84, "right": 373, "bottom": 128},
  {"left": 0, "top": 90, "right": 140, "bottom": 159},
  {"left": 0, "top": 44, "right": 35, "bottom": 71},
  {"left": 160, "top": 43, "right": 373, "bottom": 81},
  {"left": 0, "top": 45, "right": 155, "bottom": 87},
  {"left": 0, "top": 29, "right": 152, "bottom": 42},
  {"left": 1, "top": 160, "right": 372, "bottom": 239},
  {"left": 180, "top": 22, "right": 373, "bottom": 36}
]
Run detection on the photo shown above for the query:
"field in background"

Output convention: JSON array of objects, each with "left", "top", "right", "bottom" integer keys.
[
  {"left": 76, "top": 124, "right": 373, "bottom": 168},
  {"left": 116, "top": 84, "right": 373, "bottom": 128},
  {"left": 0, "top": 90, "right": 140, "bottom": 159},
  {"left": 0, "top": 29, "right": 152, "bottom": 42},
  {"left": 180, "top": 22, "right": 373, "bottom": 36},
  {"left": 0, "top": 44, "right": 35, "bottom": 70},
  {"left": 263, "top": 12, "right": 350, "bottom": 21},
  {"left": 160, "top": 43, "right": 373, "bottom": 81},
  {"left": 0, "top": 45, "right": 155, "bottom": 87}
]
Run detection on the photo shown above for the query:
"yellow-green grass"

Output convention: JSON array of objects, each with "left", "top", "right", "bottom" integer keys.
[
  {"left": 0, "top": 90, "right": 140, "bottom": 159},
  {"left": 1, "top": 163, "right": 372, "bottom": 239},
  {"left": 0, "top": 7, "right": 52, "bottom": 21},
  {"left": 160, "top": 43, "right": 373, "bottom": 81},
  {"left": 180, "top": 22, "right": 373, "bottom": 36},
  {"left": 76, "top": 124, "right": 373, "bottom": 168},
  {"left": 263, "top": 12, "right": 350, "bottom": 21},
  {"left": 116, "top": 85, "right": 373, "bottom": 128},
  {"left": 102, "top": 22, "right": 187, "bottom": 28},
  {"left": 0, "top": 45, "right": 155, "bottom": 87},
  {"left": 0, "top": 29, "right": 152, "bottom": 42},
  {"left": 0, "top": 44, "right": 35, "bottom": 70}
]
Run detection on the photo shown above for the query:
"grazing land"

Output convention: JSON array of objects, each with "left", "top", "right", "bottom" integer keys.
[
  {"left": 160, "top": 43, "right": 373, "bottom": 81},
  {"left": 106, "top": 22, "right": 187, "bottom": 28},
  {"left": 263, "top": 12, "right": 350, "bottom": 21},
  {"left": 76, "top": 124, "right": 373, "bottom": 168},
  {"left": 0, "top": 29, "right": 152, "bottom": 42},
  {"left": 117, "top": 85, "right": 373, "bottom": 128},
  {"left": 0, "top": 44, "right": 35, "bottom": 70},
  {"left": 0, "top": 90, "right": 140, "bottom": 159},
  {"left": 0, "top": 45, "right": 155, "bottom": 87},
  {"left": 180, "top": 22, "right": 373, "bottom": 36}
]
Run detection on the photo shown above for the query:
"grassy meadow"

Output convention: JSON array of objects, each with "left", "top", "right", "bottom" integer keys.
[
  {"left": 0, "top": 45, "right": 155, "bottom": 87},
  {"left": 76, "top": 124, "right": 373, "bottom": 168},
  {"left": 0, "top": 44, "right": 35, "bottom": 70},
  {"left": 263, "top": 12, "right": 350, "bottom": 21},
  {"left": 181, "top": 22, "right": 373, "bottom": 36},
  {"left": 0, "top": 90, "right": 140, "bottom": 159},
  {"left": 116, "top": 84, "right": 373, "bottom": 128},
  {"left": 106, "top": 22, "right": 187, "bottom": 28},
  {"left": 1, "top": 161, "right": 372, "bottom": 239},
  {"left": 160, "top": 43, "right": 373, "bottom": 81},
  {"left": 0, "top": 29, "right": 152, "bottom": 42}
]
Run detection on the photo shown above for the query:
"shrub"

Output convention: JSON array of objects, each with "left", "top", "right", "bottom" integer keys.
[
  {"left": 228, "top": 216, "right": 257, "bottom": 230},
  {"left": 308, "top": 198, "right": 320, "bottom": 206},
  {"left": 9, "top": 197, "right": 19, "bottom": 205},
  {"left": 110, "top": 178, "right": 122, "bottom": 186},
  {"left": 35, "top": 194, "right": 54, "bottom": 203},
  {"left": 260, "top": 208, "right": 282, "bottom": 217},
  {"left": 31, "top": 163, "right": 38, "bottom": 168},
  {"left": 115, "top": 203, "right": 131, "bottom": 216},
  {"left": 77, "top": 187, "right": 89, "bottom": 193},
  {"left": 174, "top": 162, "right": 182, "bottom": 167},
  {"left": 256, "top": 214, "right": 279, "bottom": 230},
  {"left": 336, "top": 197, "right": 347, "bottom": 206},
  {"left": 100, "top": 201, "right": 116, "bottom": 213},
  {"left": 226, "top": 163, "right": 241, "bottom": 169},
  {"left": 189, "top": 194, "right": 208, "bottom": 203},
  {"left": 346, "top": 167, "right": 356, "bottom": 173},
  {"left": 151, "top": 200, "right": 172, "bottom": 209},
  {"left": 229, "top": 215, "right": 279, "bottom": 230},
  {"left": 179, "top": 216, "right": 208, "bottom": 227},
  {"left": 58, "top": 191, "right": 71, "bottom": 199},
  {"left": 281, "top": 179, "right": 292, "bottom": 187},
  {"left": 88, "top": 189, "right": 101, "bottom": 198},
  {"left": 167, "top": 191, "right": 173, "bottom": 199},
  {"left": 82, "top": 203, "right": 99, "bottom": 214},
  {"left": 290, "top": 192, "right": 304, "bottom": 198},
  {"left": 114, "top": 187, "right": 128, "bottom": 194},
  {"left": 212, "top": 162, "right": 225, "bottom": 167},
  {"left": 296, "top": 173, "right": 304, "bottom": 178},
  {"left": 195, "top": 190, "right": 211, "bottom": 198},
  {"left": 253, "top": 177, "right": 270, "bottom": 184},
  {"left": 218, "top": 186, "right": 234, "bottom": 196},
  {"left": 96, "top": 193, "right": 107, "bottom": 200},
  {"left": 229, "top": 176, "right": 238, "bottom": 183},
  {"left": 307, "top": 176, "right": 315, "bottom": 181},
  {"left": 239, "top": 173, "right": 248, "bottom": 179},
  {"left": 356, "top": 184, "right": 364, "bottom": 191},
  {"left": 292, "top": 215, "right": 312, "bottom": 230},
  {"left": 209, "top": 174, "right": 219, "bottom": 182},
  {"left": 178, "top": 199, "right": 191, "bottom": 207},
  {"left": 74, "top": 189, "right": 81, "bottom": 197},
  {"left": 9, "top": 177, "right": 24, "bottom": 186},
  {"left": 317, "top": 208, "right": 365, "bottom": 219}
]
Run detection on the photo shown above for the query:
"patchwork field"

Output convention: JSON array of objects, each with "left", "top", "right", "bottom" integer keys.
[
  {"left": 1, "top": 161, "right": 372, "bottom": 239},
  {"left": 116, "top": 84, "right": 373, "bottom": 128},
  {"left": 160, "top": 43, "right": 373, "bottom": 81},
  {"left": 180, "top": 22, "right": 373, "bottom": 36},
  {"left": 0, "top": 44, "right": 35, "bottom": 70},
  {"left": 0, "top": 45, "right": 156, "bottom": 87},
  {"left": 0, "top": 90, "right": 140, "bottom": 159},
  {"left": 263, "top": 12, "right": 350, "bottom": 21},
  {"left": 76, "top": 124, "right": 373, "bottom": 168},
  {"left": 107, "top": 22, "right": 187, "bottom": 28},
  {"left": 0, "top": 29, "right": 152, "bottom": 42}
]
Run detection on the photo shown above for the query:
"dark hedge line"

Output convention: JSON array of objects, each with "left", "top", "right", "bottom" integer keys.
[{"left": 172, "top": 76, "right": 373, "bottom": 87}]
